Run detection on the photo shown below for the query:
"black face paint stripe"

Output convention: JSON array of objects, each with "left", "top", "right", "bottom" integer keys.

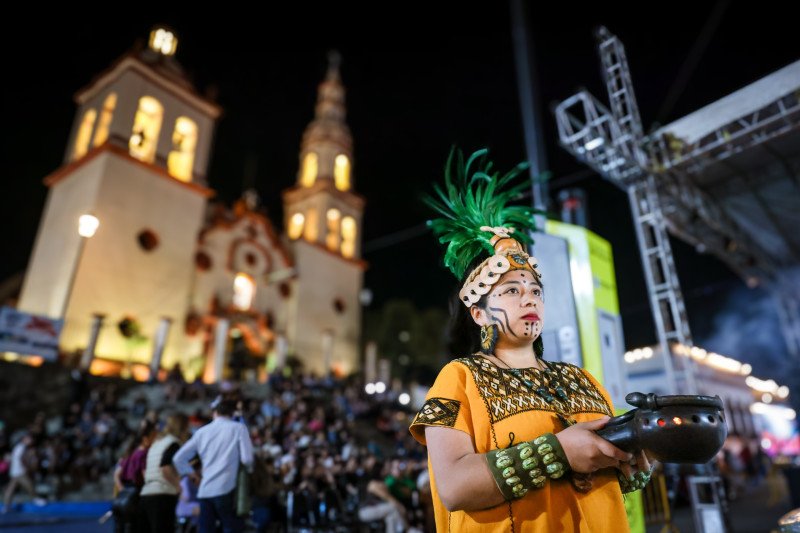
[
  {"left": 490, "top": 315, "right": 507, "bottom": 334},
  {"left": 489, "top": 307, "right": 518, "bottom": 338}
]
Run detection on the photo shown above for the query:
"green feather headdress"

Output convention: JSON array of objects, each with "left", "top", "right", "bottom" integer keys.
[{"left": 425, "top": 147, "right": 539, "bottom": 280}]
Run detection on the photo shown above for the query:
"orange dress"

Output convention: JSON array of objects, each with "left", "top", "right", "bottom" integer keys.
[{"left": 410, "top": 356, "right": 629, "bottom": 532}]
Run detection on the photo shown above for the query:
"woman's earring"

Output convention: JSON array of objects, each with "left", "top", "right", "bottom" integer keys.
[{"left": 480, "top": 324, "right": 498, "bottom": 354}]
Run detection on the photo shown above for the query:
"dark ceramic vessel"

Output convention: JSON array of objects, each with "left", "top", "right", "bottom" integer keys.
[{"left": 595, "top": 392, "right": 728, "bottom": 463}]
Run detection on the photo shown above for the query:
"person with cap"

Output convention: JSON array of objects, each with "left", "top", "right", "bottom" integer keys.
[
  {"left": 408, "top": 148, "right": 654, "bottom": 532},
  {"left": 173, "top": 396, "right": 253, "bottom": 533}
]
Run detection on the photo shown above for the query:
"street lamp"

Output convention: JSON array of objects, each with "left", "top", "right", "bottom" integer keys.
[
  {"left": 61, "top": 214, "right": 99, "bottom": 318},
  {"left": 78, "top": 214, "right": 99, "bottom": 238}
]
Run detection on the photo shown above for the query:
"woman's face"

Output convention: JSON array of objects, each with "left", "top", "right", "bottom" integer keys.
[{"left": 471, "top": 269, "right": 544, "bottom": 345}]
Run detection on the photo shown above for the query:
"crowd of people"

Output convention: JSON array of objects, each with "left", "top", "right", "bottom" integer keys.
[
  {"left": 1, "top": 364, "right": 786, "bottom": 532},
  {"left": 1, "top": 369, "right": 433, "bottom": 532},
  {"left": 1, "top": 376, "right": 130, "bottom": 510}
]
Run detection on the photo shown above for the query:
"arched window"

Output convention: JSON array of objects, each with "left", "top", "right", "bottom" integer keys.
[
  {"left": 304, "top": 208, "right": 319, "bottom": 242},
  {"left": 326, "top": 208, "right": 341, "bottom": 251},
  {"left": 73, "top": 108, "right": 97, "bottom": 159},
  {"left": 288, "top": 212, "right": 305, "bottom": 240},
  {"left": 167, "top": 116, "right": 198, "bottom": 182},
  {"left": 341, "top": 216, "right": 357, "bottom": 258},
  {"left": 129, "top": 96, "right": 163, "bottom": 164},
  {"left": 233, "top": 273, "right": 256, "bottom": 311},
  {"left": 92, "top": 93, "right": 117, "bottom": 147},
  {"left": 334, "top": 154, "right": 351, "bottom": 191},
  {"left": 300, "top": 152, "right": 318, "bottom": 187}
]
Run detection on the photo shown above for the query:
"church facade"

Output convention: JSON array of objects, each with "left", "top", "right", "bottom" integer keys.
[{"left": 17, "top": 28, "right": 365, "bottom": 380}]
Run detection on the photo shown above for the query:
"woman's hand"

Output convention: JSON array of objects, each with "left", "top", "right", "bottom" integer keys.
[
  {"left": 618, "top": 449, "right": 655, "bottom": 480},
  {"left": 555, "top": 416, "right": 633, "bottom": 474}
]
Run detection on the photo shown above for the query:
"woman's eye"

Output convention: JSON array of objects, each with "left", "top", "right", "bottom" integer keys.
[
  {"left": 506, "top": 288, "right": 518, "bottom": 294},
  {"left": 533, "top": 289, "right": 541, "bottom": 296}
]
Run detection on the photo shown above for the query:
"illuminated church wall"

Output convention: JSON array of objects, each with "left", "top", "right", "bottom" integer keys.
[
  {"left": 192, "top": 215, "right": 294, "bottom": 339},
  {"left": 21, "top": 151, "right": 207, "bottom": 368},
  {"left": 18, "top": 32, "right": 364, "bottom": 380},
  {"left": 287, "top": 239, "right": 362, "bottom": 376},
  {"left": 18, "top": 158, "right": 105, "bottom": 319}
]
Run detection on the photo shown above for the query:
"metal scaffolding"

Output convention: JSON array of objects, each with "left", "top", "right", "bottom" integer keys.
[
  {"left": 650, "top": 59, "right": 800, "bottom": 360},
  {"left": 555, "top": 28, "right": 800, "bottom": 392},
  {"left": 555, "top": 27, "right": 698, "bottom": 396},
  {"left": 551, "top": 28, "right": 800, "bottom": 533}
]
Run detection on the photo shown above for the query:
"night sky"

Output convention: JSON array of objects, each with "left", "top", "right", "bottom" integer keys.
[{"left": 2, "top": 4, "right": 797, "bottom": 384}]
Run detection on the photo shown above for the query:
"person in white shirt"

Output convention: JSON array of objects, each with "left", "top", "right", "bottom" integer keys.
[
  {"left": 2, "top": 434, "right": 44, "bottom": 513},
  {"left": 173, "top": 397, "right": 253, "bottom": 533}
]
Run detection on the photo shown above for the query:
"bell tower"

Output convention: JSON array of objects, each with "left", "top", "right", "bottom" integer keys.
[
  {"left": 19, "top": 26, "right": 221, "bottom": 371},
  {"left": 282, "top": 52, "right": 365, "bottom": 375}
]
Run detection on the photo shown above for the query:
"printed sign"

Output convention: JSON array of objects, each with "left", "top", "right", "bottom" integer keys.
[{"left": 0, "top": 307, "right": 63, "bottom": 360}]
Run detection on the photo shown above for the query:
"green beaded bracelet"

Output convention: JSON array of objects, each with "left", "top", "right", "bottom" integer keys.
[
  {"left": 618, "top": 468, "right": 653, "bottom": 493},
  {"left": 485, "top": 433, "right": 571, "bottom": 501}
]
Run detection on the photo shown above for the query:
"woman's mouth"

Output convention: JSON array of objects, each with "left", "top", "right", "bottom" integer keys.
[{"left": 522, "top": 313, "right": 540, "bottom": 322}]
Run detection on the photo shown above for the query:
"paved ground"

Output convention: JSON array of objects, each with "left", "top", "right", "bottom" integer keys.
[
  {"left": 0, "top": 513, "right": 113, "bottom": 532},
  {"left": 646, "top": 478, "right": 793, "bottom": 533},
  {"left": 0, "top": 478, "right": 792, "bottom": 532},
  {"left": 0, "top": 501, "right": 113, "bottom": 532}
]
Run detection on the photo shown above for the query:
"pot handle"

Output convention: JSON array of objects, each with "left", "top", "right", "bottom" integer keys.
[{"left": 595, "top": 410, "right": 637, "bottom": 452}]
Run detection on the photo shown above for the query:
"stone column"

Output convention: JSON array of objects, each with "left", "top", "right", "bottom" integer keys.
[
  {"left": 79, "top": 313, "right": 105, "bottom": 371},
  {"left": 149, "top": 317, "right": 172, "bottom": 381},
  {"left": 364, "top": 341, "right": 377, "bottom": 385},
  {"left": 321, "top": 330, "right": 334, "bottom": 376},
  {"left": 378, "top": 358, "right": 391, "bottom": 388},
  {"left": 212, "top": 319, "right": 230, "bottom": 383},
  {"left": 275, "top": 334, "right": 288, "bottom": 369}
]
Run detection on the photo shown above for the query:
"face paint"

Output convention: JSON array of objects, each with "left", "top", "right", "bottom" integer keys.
[{"left": 485, "top": 270, "right": 544, "bottom": 342}]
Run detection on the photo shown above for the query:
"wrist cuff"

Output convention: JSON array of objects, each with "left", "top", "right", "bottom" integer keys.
[{"left": 485, "top": 433, "right": 571, "bottom": 501}]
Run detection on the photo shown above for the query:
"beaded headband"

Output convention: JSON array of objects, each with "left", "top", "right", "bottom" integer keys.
[{"left": 458, "top": 227, "right": 543, "bottom": 307}]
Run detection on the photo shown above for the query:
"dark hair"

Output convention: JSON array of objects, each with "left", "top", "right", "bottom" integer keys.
[
  {"left": 163, "top": 413, "right": 189, "bottom": 441},
  {"left": 139, "top": 420, "right": 157, "bottom": 441},
  {"left": 446, "top": 257, "right": 488, "bottom": 357},
  {"left": 122, "top": 420, "right": 157, "bottom": 458},
  {"left": 446, "top": 258, "right": 545, "bottom": 359},
  {"left": 215, "top": 399, "right": 237, "bottom": 417}
]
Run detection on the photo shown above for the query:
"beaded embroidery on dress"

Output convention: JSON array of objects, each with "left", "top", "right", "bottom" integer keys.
[{"left": 453, "top": 357, "right": 612, "bottom": 424}]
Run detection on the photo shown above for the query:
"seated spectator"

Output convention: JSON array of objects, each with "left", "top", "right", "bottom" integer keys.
[
  {"left": 131, "top": 394, "right": 148, "bottom": 418},
  {"left": 250, "top": 451, "right": 278, "bottom": 532},
  {"left": 384, "top": 459, "right": 416, "bottom": 509},
  {"left": 358, "top": 476, "right": 422, "bottom": 533}
]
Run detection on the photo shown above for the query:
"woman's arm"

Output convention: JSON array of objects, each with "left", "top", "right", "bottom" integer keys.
[
  {"left": 425, "top": 426, "right": 505, "bottom": 512},
  {"left": 161, "top": 464, "right": 181, "bottom": 492},
  {"left": 113, "top": 464, "right": 124, "bottom": 492},
  {"left": 426, "top": 417, "right": 633, "bottom": 512},
  {"left": 179, "top": 478, "right": 191, "bottom": 502}
]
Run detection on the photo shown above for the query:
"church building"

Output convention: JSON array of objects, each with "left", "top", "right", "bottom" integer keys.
[{"left": 17, "top": 27, "right": 366, "bottom": 380}]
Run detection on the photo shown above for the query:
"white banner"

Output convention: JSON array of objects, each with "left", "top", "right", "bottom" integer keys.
[{"left": 0, "top": 307, "right": 63, "bottom": 360}]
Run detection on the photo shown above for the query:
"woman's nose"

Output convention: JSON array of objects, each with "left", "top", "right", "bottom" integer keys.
[{"left": 521, "top": 293, "right": 535, "bottom": 307}]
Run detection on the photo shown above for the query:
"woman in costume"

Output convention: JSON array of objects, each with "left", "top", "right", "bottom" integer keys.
[{"left": 409, "top": 148, "right": 653, "bottom": 532}]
